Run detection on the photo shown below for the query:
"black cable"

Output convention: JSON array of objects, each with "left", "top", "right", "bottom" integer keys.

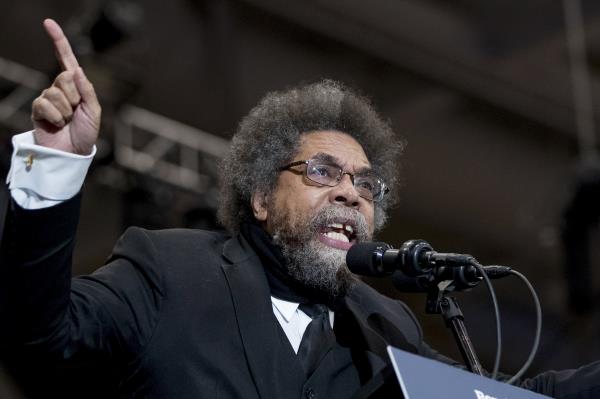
[
  {"left": 504, "top": 269, "right": 542, "bottom": 385},
  {"left": 470, "top": 259, "right": 502, "bottom": 379}
]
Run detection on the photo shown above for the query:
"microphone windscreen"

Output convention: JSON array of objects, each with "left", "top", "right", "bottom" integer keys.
[{"left": 346, "top": 242, "right": 391, "bottom": 277}]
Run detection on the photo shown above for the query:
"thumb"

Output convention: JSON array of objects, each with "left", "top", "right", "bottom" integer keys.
[{"left": 74, "top": 67, "right": 101, "bottom": 121}]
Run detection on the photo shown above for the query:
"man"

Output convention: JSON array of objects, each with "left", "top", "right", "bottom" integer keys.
[{"left": 1, "top": 19, "right": 600, "bottom": 399}]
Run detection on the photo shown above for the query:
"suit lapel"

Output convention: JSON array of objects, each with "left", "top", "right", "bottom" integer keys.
[
  {"left": 340, "top": 281, "right": 420, "bottom": 362},
  {"left": 220, "top": 235, "right": 304, "bottom": 399}
]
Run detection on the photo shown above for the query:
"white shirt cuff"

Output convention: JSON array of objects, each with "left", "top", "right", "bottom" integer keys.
[{"left": 6, "top": 131, "right": 96, "bottom": 209}]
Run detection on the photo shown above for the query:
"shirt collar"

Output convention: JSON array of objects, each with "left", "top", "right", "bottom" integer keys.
[
  {"left": 271, "top": 296, "right": 300, "bottom": 323},
  {"left": 271, "top": 296, "right": 335, "bottom": 327}
]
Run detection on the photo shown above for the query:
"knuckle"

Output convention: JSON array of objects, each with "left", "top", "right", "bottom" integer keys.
[
  {"left": 47, "top": 87, "right": 73, "bottom": 109},
  {"left": 31, "top": 97, "right": 49, "bottom": 116},
  {"left": 44, "top": 86, "right": 60, "bottom": 99},
  {"left": 54, "top": 70, "right": 73, "bottom": 86},
  {"left": 32, "top": 97, "right": 43, "bottom": 108}
]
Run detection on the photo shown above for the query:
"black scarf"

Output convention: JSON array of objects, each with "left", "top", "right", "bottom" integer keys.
[
  {"left": 240, "top": 223, "right": 389, "bottom": 381},
  {"left": 240, "top": 222, "right": 341, "bottom": 307}
]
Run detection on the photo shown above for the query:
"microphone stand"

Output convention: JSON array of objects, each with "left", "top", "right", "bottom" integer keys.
[
  {"left": 425, "top": 281, "right": 484, "bottom": 375},
  {"left": 351, "top": 280, "right": 485, "bottom": 399}
]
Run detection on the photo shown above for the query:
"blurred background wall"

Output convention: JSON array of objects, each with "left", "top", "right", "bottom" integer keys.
[{"left": 2, "top": 0, "right": 600, "bottom": 395}]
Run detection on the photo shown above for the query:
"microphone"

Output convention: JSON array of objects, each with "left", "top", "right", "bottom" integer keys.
[
  {"left": 346, "top": 240, "right": 474, "bottom": 277},
  {"left": 346, "top": 240, "right": 512, "bottom": 292}
]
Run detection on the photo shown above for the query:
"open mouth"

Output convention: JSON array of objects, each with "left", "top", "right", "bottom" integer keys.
[{"left": 318, "top": 222, "right": 357, "bottom": 250}]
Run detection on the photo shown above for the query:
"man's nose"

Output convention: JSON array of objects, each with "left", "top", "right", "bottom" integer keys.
[{"left": 329, "top": 173, "right": 360, "bottom": 208}]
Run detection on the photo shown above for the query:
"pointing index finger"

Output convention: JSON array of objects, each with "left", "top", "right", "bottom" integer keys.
[{"left": 43, "top": 18, "right": 79, "bottom": 71}]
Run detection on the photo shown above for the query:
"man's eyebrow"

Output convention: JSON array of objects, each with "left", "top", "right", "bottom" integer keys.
[
  {"left": 312, "top": 152, "right": 338, "bottom": 164},
  {"left": 354, "top": 165, "right": 374, "bottom": 175},
  {"left": 311, "top": 152, "right": 373, "bottom": 174}
]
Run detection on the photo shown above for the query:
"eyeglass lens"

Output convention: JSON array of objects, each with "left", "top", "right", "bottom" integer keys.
[{"left": 306, "top": 161, "right": 382, "bottom": 201}]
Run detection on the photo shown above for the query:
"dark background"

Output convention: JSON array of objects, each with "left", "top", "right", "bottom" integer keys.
[{"left": 2, "top": 0, "right": 600, "bottom": 396}]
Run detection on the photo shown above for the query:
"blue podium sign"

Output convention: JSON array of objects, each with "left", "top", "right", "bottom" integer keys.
[{"left": 387, "top": 346, "right": 551, "bottom": 399}]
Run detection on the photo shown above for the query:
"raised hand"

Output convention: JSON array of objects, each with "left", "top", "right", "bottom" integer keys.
[{"left": 31, "top": 19, "right": 101, "bottom": 155}]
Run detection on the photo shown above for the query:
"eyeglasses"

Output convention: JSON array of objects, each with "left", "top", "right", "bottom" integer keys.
[{"left": 280, "top": 158, "right": 389, "bottom": 202}]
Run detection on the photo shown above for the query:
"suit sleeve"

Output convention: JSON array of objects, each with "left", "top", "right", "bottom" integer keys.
[{"left": 0, "top": 195, "right": 164, "bottom": 362}]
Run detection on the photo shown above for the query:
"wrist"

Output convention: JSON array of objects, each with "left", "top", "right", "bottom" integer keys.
[{"left": 33, "top": 131, "right": 94, "bottom": 155}]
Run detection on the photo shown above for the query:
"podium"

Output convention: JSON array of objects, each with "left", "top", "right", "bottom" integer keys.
[{"left": 352, "top": 346, "right": 552, "bottom": 399}]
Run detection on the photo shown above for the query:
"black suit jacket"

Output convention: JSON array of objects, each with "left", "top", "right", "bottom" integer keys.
[{"left": 1, "top": 195, "right": 600, "bottom": 398}]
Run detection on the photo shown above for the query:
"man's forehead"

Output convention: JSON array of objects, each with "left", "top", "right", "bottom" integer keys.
[
  {"left": 311, "top": 152, "right": 373, "bottom": 173},
  {"left": 297, "top": 130, "right": 371, "bottom": 168}
]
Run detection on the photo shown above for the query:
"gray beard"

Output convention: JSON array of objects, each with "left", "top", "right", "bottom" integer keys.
[{"left": 270, "top": 205, "right": 371, "bottom": 297}]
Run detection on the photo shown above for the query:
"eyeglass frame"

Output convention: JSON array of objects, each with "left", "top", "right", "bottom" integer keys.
[{"left": 280, "top": 158, "right": 389, "bottom": 202}]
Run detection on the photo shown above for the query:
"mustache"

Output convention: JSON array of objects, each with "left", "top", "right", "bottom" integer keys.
[{"left": 309, "top": 206, "right": 371, "bottom": 242}]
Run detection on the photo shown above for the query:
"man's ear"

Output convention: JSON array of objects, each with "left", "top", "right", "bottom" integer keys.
[{"left": 251, "top": 192, "right": 268, "bottom": 222}]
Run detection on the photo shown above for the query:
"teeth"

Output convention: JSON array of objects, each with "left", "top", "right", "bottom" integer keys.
[
  {"left": 325, "top": 231, "right": 350, "bottom": 243},
  {"left": 327, "top": 222, "right": 354, "bottom": 234}
]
